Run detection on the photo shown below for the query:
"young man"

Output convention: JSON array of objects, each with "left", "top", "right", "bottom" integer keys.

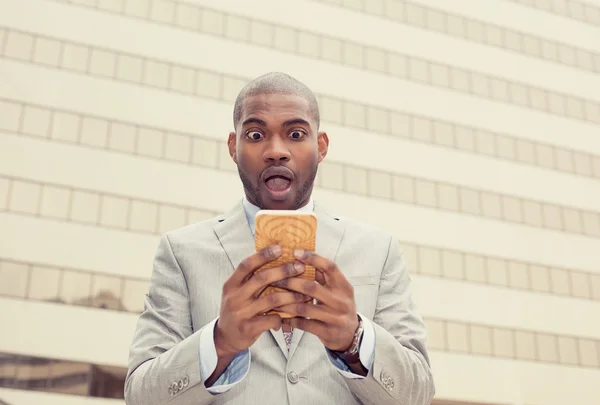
[{"left": 125, "top": 72, "right": 435, "bottom": 405}]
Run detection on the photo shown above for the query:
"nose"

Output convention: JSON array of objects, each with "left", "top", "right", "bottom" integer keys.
[{"left": 263, "top": 137, "right": 291, "bottom": 162}]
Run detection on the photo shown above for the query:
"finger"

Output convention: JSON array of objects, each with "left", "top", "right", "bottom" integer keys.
[
  {"left": 227, "top": 245, "right": 282, "bottom": 288},
  {"left": 295, "top": 250, "right": 354, "bottom": 294},
  {"left": 244, "top": 261, "right": 305, "bottom": 299},
  {"left": 246, "top": 291, "right": 311, "bottom": 317},
  {"left": 274, "top": 302, "right": 336, "bottom": 324},
  {"left": 294, "top": 250, "right": 339, "bottom": 282},
  {"left": 315, "top": 270, "right": 326, "bottom": 286},
  {"left": 270, "top": 277, "right": 330, "bottom": 305},
  {"left": 287, "top": 317, "right": 328, "bottom": 338},
  {"left": 314, "top": 271, "right": 326, "bottom": 304},
  {"left": 247, "top": 313, "right": 282, "bottom": 334}
]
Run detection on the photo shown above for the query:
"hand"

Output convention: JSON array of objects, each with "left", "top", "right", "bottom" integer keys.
[
  {"left": 274, "top": 249, "right": 359, "bottom": 352},
  {"left": 214, "top": 244, "right": 309, "bottom": 358}
]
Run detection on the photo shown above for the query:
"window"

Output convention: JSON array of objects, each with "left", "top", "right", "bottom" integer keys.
[{"left": 0, "top": 352, "right": 126, "bottom": 400}]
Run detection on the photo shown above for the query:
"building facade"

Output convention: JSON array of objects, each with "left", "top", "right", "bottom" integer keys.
[{"left": 0, "top": 0, "right": 599, "bottom": 404}]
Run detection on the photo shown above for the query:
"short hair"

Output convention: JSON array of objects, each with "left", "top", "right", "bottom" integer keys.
[{"left": 233, "top": 72, "right": 320, "bottom": 130}]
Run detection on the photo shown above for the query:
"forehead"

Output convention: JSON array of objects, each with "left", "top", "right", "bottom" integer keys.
[{"left": 240, "top": 93, "right": 313, "bottom": 125}]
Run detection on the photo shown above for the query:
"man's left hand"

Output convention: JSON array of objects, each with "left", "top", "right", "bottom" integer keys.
[{"left": 273, "top": 249, "right": 359, "bottom": 352}]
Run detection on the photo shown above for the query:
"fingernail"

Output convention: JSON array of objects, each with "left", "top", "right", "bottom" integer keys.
[
  {"left": 271, "top": 245, "right": 282, "bottom": 256},
  {"left": 294, "top": 261, "right": 304, "bottom": 272},
  {"left": 294, "top": 249, "right": 304, "bottom": 259}
]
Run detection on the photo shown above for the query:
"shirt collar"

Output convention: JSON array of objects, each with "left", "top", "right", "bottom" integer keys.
[{"left": 242, "top": 197, "right": 315, "bottom": 235}]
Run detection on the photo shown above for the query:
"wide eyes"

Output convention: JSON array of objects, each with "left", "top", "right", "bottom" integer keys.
[
  {"left": 289, "top": 130, "right": 306, "bottom": 140},
  {"left": 244, "top": 130, "right": 307, "bottom": 141},
  {"left": 246, "top": 131, "right": 263, "bottom": 141}
]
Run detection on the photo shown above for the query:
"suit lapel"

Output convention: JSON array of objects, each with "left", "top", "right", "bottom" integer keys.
[
  {"left": 213, "top": 201, "right": 256, "bottom": 274},
  {"left": 213, "top": 200, "right": 293, "bottom": 359},
  {"left": 288, "top": 203, "right": 346, "bottom": 360}
]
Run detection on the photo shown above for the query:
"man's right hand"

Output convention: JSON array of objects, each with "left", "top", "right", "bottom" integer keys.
[{"left": 213, "top": 244, "right": 307, "bottom": 361}]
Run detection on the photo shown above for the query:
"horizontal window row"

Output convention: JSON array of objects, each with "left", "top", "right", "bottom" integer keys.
[
  {"left": 0, "top": 258, "right": 150, "bottom": 314},
  {"left": 1, "top": 309, "right": 598, "bottom": 372},
  {"left": 0, "top": 99, "right": 235, "bottom": 172},
  {"left": 425, "top": 317, "right": 600, "bottom": 368},
  {"left": 2, "top": 97, "right": 599, "bottom": 183},
  {"left": 32, "top": 2, "right": 600, "bottom": 124},
  {"left": 2, "top": 166, "right": 599, "bottom": 303},
  {"left": 315, "top": 160, "right": 600, "bottom": 239},
  {"left": 313, "top": 0, "right": 600, "bottom": 70},
  {"left": 0, "top": 352, "right": 125, "bottom": 399},
  {"left": 402, "top": 243, "right": 600, "bottom": 301},
  {"left": 64, "top": 0, "right": 600, "bottom": 76},
  {"left": 317, "top": 94, "right": 600, "bottom": 179},
  {"left": 0, "top": 177, "right": 216, "bottom": 235},
  {"left": 507, "top": 0, "right": 600, "bottom": 25}
]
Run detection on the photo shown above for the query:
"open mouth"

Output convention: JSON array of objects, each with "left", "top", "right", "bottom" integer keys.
[
  {"left": 265, "top": 175, "right": 292, "bottom": 191},
  {"left": 262, "top": 167, "right": 294, "bottom": 199}
]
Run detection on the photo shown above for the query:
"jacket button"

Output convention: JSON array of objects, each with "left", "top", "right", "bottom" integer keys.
[
  {"left": 287, "top": 371, "right": 299, "bottom": 384},
  {"left": 380, "top": 370, "right": 394, "bottom": 391}
]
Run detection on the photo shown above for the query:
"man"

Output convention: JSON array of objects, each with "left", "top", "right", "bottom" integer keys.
[{"left": 125, "top": 72, "right": 435, "bottom": 405}]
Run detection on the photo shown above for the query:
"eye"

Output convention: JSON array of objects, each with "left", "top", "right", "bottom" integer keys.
[
  {"left": 289, "top": 130, "right": 306, "bottom": 140},
  {"left": 245, "top": 131, "right": 264, "bottom": 141}
]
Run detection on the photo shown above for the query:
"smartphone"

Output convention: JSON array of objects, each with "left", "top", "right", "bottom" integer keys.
[{"left": 254, "top": 210, "right": 317, "bottom": 318}]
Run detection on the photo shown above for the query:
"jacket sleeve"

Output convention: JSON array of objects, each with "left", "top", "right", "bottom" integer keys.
[
  {"left": 342, "top": 235, "right": 436, "bottom": 405},
  {"left": 124, "top": 234, "right": 222, "bottom": 405}
]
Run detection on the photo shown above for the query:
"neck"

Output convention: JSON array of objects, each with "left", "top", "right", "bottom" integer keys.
[{"left": 245, "top": 195, "right": 312, "bottom": 211}]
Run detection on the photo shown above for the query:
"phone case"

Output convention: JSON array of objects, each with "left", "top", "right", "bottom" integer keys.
[{"left": 254, "top": 210, "right": 317, "bottom": 318}]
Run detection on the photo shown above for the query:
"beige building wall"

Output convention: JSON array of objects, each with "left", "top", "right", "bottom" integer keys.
[{"left": 1, "top": 0, "right": 599, "bottom": 404}]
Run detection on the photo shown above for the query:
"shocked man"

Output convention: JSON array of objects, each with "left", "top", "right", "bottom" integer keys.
[{"left": 125, "top": 72, "right": 435, "bottom": 405}]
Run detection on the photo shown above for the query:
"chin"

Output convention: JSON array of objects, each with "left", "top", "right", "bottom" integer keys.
[
  {"left": 261, "top": 202, "right": 294, "bottom": 211},
  {"left": 259, "top": 196, "right": 297, "bottom": 211}
]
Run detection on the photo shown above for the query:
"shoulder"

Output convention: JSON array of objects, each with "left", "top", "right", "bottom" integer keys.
[
  {"left": 320, "top": 210, "right": 405, "bottom": 276},
  {"left": 322, "top": 208, "right": 396, "bottom": 251},
  {"left": 161, "top": 212, "right": 223, "bottom": 247}
]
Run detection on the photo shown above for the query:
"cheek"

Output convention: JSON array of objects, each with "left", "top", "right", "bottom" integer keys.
[
  {"left": 296, "top": 155, "right": 319, "bottom": 180},
  {"left": 237, "top": 149, "right": 255, "bottom": 166},
  {"left": 294, "top": 144, "right": 319, "bottom": 161},
  {"left": 236, "top": 152, "right": 261, "bottom": 178},
  {"left": 309, "top": 150, "right": 321, "bottom": 166}
]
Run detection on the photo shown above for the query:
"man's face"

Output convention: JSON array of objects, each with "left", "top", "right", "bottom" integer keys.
[{"left": 228, "top": 93, "right": 328, "bottom": 210}]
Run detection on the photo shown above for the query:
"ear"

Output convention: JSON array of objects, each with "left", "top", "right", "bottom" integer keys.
[
  {"left": 317, "top": 132, "right": 329, "bottom": 163},
  {"left": 227, "top": 132, "right": 237, "bottom": 164}
]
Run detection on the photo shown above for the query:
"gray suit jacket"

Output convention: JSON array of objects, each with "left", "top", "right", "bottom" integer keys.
[{"left": 125, "top": 201, "right": 435, "bottom": 405}]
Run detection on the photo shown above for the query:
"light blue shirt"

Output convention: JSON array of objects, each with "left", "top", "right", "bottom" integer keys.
[{"left": 199, "top": 197, "right": 376, "bottom": 394}]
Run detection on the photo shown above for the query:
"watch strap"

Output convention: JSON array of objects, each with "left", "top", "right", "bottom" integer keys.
[{"left": 332, "top": 317, "right": 365, "bottom": 366}]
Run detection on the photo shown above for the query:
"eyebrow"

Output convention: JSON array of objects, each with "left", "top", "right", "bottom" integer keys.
[
  {"left": 241, "top": 117, "right": 311, "bottom": 128},
  {"left": 241, "top": 117, "right": 267, "bottom": 127},
  {"left": 282, "top": 118, "right": 310, "bottom": 127}
]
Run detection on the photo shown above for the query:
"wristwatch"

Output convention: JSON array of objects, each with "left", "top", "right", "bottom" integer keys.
[{"left": 332, "top": 317, "right": 365, "bottom": 367}]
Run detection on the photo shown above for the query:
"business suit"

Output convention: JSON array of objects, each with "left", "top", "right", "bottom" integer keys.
[{"left": 125, "top": 199, "right": 435, "bottom": 405}]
